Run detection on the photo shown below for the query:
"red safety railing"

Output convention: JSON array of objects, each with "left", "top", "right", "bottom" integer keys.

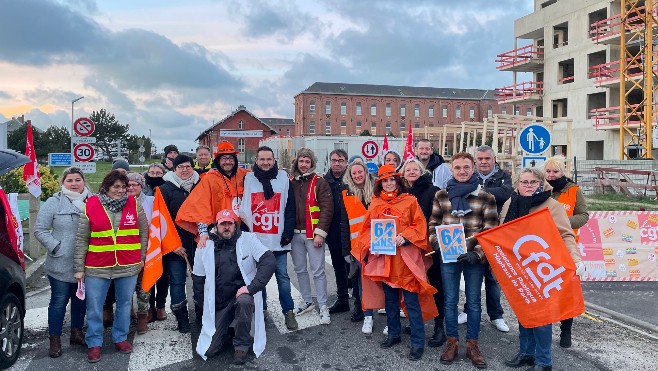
[
  {"left": 495, "top": 44, "right": 544, "bottom": 70},
  {"left": 495, "top": 81, "right": 543, "bottom": 102},
  {"left": 588, "top": 56, "right": 652, "bottom": 86},
  {"left": 589, "top": 105, "right": 643, "bottom": 129},
  {"left": 558, "top": 75, "right": 574, "bottom": 84},
  {"left": 589, "top": 6, "right": 649, "bottom": 43}
]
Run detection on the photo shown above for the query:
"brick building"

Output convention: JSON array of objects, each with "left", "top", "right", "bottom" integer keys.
[
  {"left": 196, "top": 105, "right": 294, "bottom": 163},
  {"left": 294, "top": 82, "right": 534, "bottom": 137}
]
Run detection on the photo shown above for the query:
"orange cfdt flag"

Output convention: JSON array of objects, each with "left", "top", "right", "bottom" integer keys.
[
  {"left": 142, "top": 188, "right": 183, "bottom": 291},
  {"left": 475, "top": 208, "right": 585, "bottom": 328}
]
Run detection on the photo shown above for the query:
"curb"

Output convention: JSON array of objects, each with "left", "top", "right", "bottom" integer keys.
[
  {"left": 586, "top": 300, "right": 658, "bottom": 334},
  {"left": 25, "top": 254, "right": 46, "bottom": 282}
]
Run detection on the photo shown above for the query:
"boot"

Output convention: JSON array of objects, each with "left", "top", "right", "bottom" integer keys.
[
  {"left": 328, "top": 298, "right": 350, "bottom": 314},
  {"left": 70, "top": 328, "right": 86, "bottom": 346},
  {"left": 428, "top": 317, "right": 447, "bottom": 347},
  {"left": 147, "top": 306, "right": 156, "bottom": 323},
  {"left": 156, "top": 307, "right": 167, "bottom": 321},
  {"left": 466, "top": 339, "right": 487, "bottom": 369},
  {"left": 559, "top": 331, "right": 572, "bottom": 348},
  {"left": 49, "top": 336, "right": 62, "bottom": 358},
  {"left": 137, "top": 313, "right": 149, "bottom": 335},
  {"left": 172, "top": 305, "right": 191, "bottom": 333},
  {"left": 103, "top": 306, "right": 114, "bottom": 327},
  {"left": 440, "top": 337, "right": 459, "bottom": 365}
]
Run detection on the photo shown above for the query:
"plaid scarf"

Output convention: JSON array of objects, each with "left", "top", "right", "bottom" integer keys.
[{"left": 98, "top": 192, "right": 128, "bottom": 213}]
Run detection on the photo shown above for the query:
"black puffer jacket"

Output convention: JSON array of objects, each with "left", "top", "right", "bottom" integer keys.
[
  {"left": 407, "top": 173, "right": 440, "bottom": 222},
  {"left": 323, "top": 171, "right": 344, "bottom": 248},
  {"left": 479, "top": 166, "right": 513, "bottom": 213},
  {"left": 159, "top": 180, "right": 197, "bottom": 264}
]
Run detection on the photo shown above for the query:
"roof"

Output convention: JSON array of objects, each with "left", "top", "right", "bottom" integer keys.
[
  {"left": 298, "top": 82, "right": 498, "bottom": 100},
  {"left": 261, "top": 118, "right": 294, "bottom": 127},
  {"left": 196, "top": 106, "right": 280, "bottom": 141},
  {"left": 1, "top": 119, "right": 44, "bottom": 133}
]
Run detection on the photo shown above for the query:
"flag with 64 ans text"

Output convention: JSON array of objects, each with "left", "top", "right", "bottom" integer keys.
[
  {"left": 475, "top": 208, "right": 585, "bottom": 328},
  {"left": 142, "top": 188, "right": 182, "bottom": 291}
]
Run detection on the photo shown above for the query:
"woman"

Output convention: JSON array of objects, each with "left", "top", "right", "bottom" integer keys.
[
  {"left": 35, "top": 167, "right": 92, "bottom": 358},
  {"left": 501, "top": 167, "right": 584, "bottom": 371},
  {"left": 338, "top": 160, "right": 376, "bottom": 332},
  {"left": 543, "top": 156, "right": 589, "bottom": 348},
  {"left": 73, "top": 170, "right": 148, "bottom": 363},
  {"left": 383, "top": 150, "right": 402, "bottom": 171},
  {"left": 401, "top": 159, "right": 445, "bottom": 348},
  {"left": 356, "top": 165, "right": 437, "bottom": 361},
  {"left": 159, "top": 154, "right": 200, "bottom": 333},
  {"left": 143, "top": 163, "right": 165, "bottom": 196}
]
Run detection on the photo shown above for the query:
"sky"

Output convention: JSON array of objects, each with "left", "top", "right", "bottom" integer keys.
[{"left": 0, "top": 0, "right": 534, "bottom": 153}]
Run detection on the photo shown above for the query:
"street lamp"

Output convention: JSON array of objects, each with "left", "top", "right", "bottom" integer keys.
[{"left": 71, "top": 96, "right": 84, "bottom": 160}]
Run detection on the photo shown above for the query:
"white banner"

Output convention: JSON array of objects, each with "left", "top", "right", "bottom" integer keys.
[{"left": 219, "top": 130, "right": 263, "bottom": 138}]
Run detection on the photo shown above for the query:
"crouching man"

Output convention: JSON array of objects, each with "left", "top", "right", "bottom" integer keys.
[{"left": 192, "top": 209, "right": 275, "bottom": 365}]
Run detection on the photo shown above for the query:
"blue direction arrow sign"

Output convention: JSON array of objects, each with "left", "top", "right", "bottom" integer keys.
[
  {"left": 365, "top": 161, "right": 379, "bottom": 174},
  {"left": 519, "top": 124, "right": 551, "bottom": 155}
]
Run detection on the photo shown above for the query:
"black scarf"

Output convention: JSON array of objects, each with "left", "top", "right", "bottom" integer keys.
[
  {"left": 209, "top": 225, "right": 242, "bottom": 250},
  {"left": 145, "top": 175, "right": 165, "bottom": 189},
  {"left": 503, "top": 190, "right": 551, "bottom": 223},
  {"left": 446, "top": 174, "right": 480, "bottom": 216},
  {"left": 253, "top": 162, "right": 279, "bottom": 200},
  {"left": 98, "top": 192, "right": 128, "bottom": 213},
  {"left": 547, "top": 176, "right": 571, "bottom": 192}
]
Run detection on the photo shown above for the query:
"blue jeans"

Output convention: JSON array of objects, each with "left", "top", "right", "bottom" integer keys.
[
  {"left": 352, "top": 272, "right": 373, "bottom": 316},
  {"left": 261, "top": 251, "right": 295, "bottom": 313},
  {"left": 382, "top": 283, "right": 425, "bottom": 349},
  {"left": 47, "top": 276, "right": 86, "bottom": 336},
  {"left": 519, "top": 322, "right": 552, "bottom": 367},
  {"left": 165, "top": 258, "right": 188, "bottom": 308},
  {"left": 463, "top": 264, "right": 503, "bottom": 320},
  {"left": 442, "top": 261, "right": 485, "bottom": 340},
  {"left": 85, "top": 275, "right": 138, "bottom": 347}
]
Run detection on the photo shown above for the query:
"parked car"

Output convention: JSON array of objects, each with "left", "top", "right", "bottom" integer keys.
[{"left": 0, "top": 149, "right": 30, "bottom": 369}]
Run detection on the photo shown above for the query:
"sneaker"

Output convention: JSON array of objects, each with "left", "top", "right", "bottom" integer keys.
[
  {"left": 491, "top": 318, "right": 510, "bottom": 332},
  {"left": 382, "top": 326, "right": 388, "bottom": 335},
  {"left": 400, "top": 309, "right": 406, "bottom": 318},
  {"left": 362, "top": 316, "right": 373, "bottom": 334},
  {"left": 284, "top": 310, "right": 298, "bottom": 330},
  {"left": 87, "top": 346, "right": 101, "bottom": 363},
  {"left": 295, "top": 301, "right": 315, "bottom": 316},
  {"left": 114, "top": 340, "right": 133, "bottom": 354},
  {"left": 319, "top": 305, "right": 331, "bottom": 325},
  {"left": 377, "top": 309, "right": 386, "bottom": 315},
  {"left": 457, "top": 312, "right": 468, "bottom": 325}
]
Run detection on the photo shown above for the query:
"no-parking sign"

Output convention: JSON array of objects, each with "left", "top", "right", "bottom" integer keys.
[{"left": 73, "top": 117, "right": 95, "bottom": 137}]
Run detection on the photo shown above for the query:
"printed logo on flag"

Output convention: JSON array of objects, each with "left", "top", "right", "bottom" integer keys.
[
  {"left": 251, "top": 192, "right": 281, "bottom": 234},
  {"left": 370, "top": 219, "right": 396, "bottom": 255},
  {"left": 435, "top": 224, "right": 467, "bottom": 263}
]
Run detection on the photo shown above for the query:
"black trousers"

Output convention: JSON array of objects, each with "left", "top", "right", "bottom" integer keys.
[
  {"left": 204, "top": 294, "right": 255, "bottom": 357},
  {"left": 427, "top": 253, "right": 445, "bottom": 320},
  {"left": 327, "top": 242, "right": 349, "bottom": 301}
]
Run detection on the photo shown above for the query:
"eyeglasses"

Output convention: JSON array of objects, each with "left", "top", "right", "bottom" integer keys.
[
  {"left": 519, "top": 180, "right": 540, "bottom": 186},
  {"left": 127, "top": 183, "right": 142, "bottom": 188},
  {"left": 330, "top": 159, "right": 346, "bottom": 164},
  {"left": 219, "top": 156, "right": 235, "bottom": 162},
  {"left": 176, "top": 165, "right": 193, "bottom": 170}
]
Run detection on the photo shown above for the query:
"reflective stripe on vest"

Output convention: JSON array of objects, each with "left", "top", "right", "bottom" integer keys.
[
  {"left": 85, "top": 195, "right": 141, "bottom": 269},
  {"left": 556, "top": 185, "right": 580, "bottom": 243},
  {"left": 342, "top": 189, "right": 367, "bottom": 248},
  {"left": 305, "top": 175, "right": 321, "bottom": 239}
]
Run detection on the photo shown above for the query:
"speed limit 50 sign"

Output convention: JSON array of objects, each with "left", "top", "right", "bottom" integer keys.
[{"left": 73, "top": 143, "right": 95, "bottom": 162}]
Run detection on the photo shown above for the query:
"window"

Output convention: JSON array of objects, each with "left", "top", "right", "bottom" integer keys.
[
  {"left": 502, "top": 107, "right": 507, "bottom": 115},
  {"left": 400, "top": 121, "right": 406, "bottom": 130},
  {"left": 341, "top": 102, "right": 347, "bottom": 115},
  {"left": 341, "top": 120, "right": 347, "bottom": 127},
  {"left": 371, "top": 103, "right": 377, "bottom": 116},
  {"left": 414, "top": 123, "right": 419, "bottom": 128},
  {"left": 309, "top": 121, "right": 315, "bottom": 134},
  {"left": 487, "top": 106, "right": 493, "bottom": 117},
  {"left": 469, "top": 106, "right": 475, "bottom": 119},
  {"left": 371, "top": 122, "right": 377, "bottom": 135},
  {"left": 414, "top": 104, "right": 420, "bottom": 117},
  {"left": 325, "top": 121, "right": 331, "bottom": 134},
  {"left": 309, "top": 100, "right": 315, "bottom": 114},
  {"left": 356, "top": 102, "right": 362, "bottom": 115},
  {"left": 356, "top": 121, "right": 362, "bottom": 129},
  {"left": 442, "top": 105, "right": 448, "bottom": 118},
  {"left": 386, "top": 103, "right": 391, "bottom": 117},
  {"left": 526, "top": 108, "right": 533, "bottom": 116},
  {"left": 429, "top": 105, "right": 434, "bottom": 118},
  {"left": 386, "top": 122, "right": 391, "bottom": 130},
  {"left": 400, "top": 104, "right": 406, "bottom": 117},
  {"left": 325, "top": 101, "right": 331, "bottom": 114},
  {"left": 238, "top": 120, "right": 244, "bottom": 129},
  {"left": 456, "top": 106, "right": 461, "bottom": 118},
  {"left": 515, "top": 107, "right": 520, "bottom": 115},
  {"left": 237, "top": 139, "right": 245, "bottom": 153}
]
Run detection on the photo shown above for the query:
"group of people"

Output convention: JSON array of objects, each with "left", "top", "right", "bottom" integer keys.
[{"left": 34, "top": 139, "right": 588, "bottom": 370}]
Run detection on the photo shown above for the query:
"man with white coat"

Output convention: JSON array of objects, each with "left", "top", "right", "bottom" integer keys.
[{"left": 192, "top": 209, "right": 275, "bottom": 365}]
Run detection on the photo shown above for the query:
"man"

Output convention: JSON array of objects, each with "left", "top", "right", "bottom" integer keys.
[
  {"left": 238, "top": 146, "right": 298, "bottom": 330},
  {"left": 416, "top": 139, "right": 451, "bottom": 189},
  {"left": 289, "top": 148, "right": 333, "bottom": 325},
  {"left": 458, "top": 145, "right": 513, "bottom": 333},
  {"left": 428, "top": 152, "right": 499, "bottom": 369},
  {"left": 192, "top": 209, "right": 275, "bottom": 365},
  {"left": 176, "top": 142, "right": 249, "bottom": 248},
  {"left": 323, "top": 149, "right": 351, "bottom": 314},
  {"left": 162, "top": 144, "right": 179, "bottom": 171},
  {"left": 194, "top": 145, "right": 213, "bottom": 175}
]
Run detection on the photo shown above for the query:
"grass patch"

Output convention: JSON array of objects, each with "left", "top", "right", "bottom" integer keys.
[{"left": 586, "top": 193, "right": 658, "bottom": 211}]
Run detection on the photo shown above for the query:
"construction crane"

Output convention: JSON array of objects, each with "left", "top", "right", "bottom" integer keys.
[{"left": 619, "top": 0, "right": 656, "bottom": 159}]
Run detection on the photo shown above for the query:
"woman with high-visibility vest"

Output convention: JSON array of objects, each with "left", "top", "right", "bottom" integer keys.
[
  {"left": 544, "top": 156, "right": 589, "bottom": 349},
  {"left": 401, "top": 158, "right": 446, "bottom": 348},
  {"left": 73, "top": 170, "right": 149, "bottom": 363},
  {"left": 356, "top": 165, "right": 438, "bottom": 362},
  {"left": 337, "top": 160, "right": 375, "bottom": 332}
]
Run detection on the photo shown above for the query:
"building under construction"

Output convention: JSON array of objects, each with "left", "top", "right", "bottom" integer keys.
[{"left": 497, "top": 0, "right": 658, "bottom": 160}]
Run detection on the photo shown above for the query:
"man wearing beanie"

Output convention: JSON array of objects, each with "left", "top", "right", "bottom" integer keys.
[
  {"left": 176, "top": 142, "right": 249, "bottom": 249},
  {"left": 162, "top": 144, "right": 179, "bottom": 171},
  {"left": 112, "top": 158, "right": 130, "bottom": 173},
  {"left": 289, "top": 148, "right": 333, "bottom": 325}
]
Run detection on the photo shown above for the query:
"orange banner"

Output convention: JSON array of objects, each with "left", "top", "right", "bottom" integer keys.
[
  {"left": 142, "top": 188, "right": 182, "bottom": 291},
  {"left": 476, "top": 208, "right": 585, "bottom": 328}
]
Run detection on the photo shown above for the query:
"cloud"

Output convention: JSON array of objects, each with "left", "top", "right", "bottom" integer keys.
[
  {"left": 0, "top": 91, "right": 10, "bottom": 99},
  {"left": 227, "top": 0, "right": 320, "bottom": 42}
]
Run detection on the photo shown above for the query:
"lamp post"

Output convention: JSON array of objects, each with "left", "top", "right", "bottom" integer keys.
[{"left": 71, "top": 96, "right": 84, "bottom": 162}]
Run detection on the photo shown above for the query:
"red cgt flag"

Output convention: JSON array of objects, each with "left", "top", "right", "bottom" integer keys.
[
  {"left": 402, "top": 124, "right": 415, "bottom": 160},
  {"left": 475, "top": 208, "right": 585, "bottom": 328},
  {"left": 22, "top": 121, "right": 41, "bottom": 199},
  {"left": 381, "top": 133, "right": 389, "bottom": 164}
]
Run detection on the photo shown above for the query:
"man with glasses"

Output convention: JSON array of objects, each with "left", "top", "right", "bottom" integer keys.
[
  {"left": 194, "top": 145, "right": 213, "bottom": 175},
  {"left": 323, "top": 149, "right": 351, "bottom": 315}
]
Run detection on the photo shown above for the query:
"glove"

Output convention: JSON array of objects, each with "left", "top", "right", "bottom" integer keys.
[
  {"left": 346, "top": 255, "right": 360, "bottom": 279},
  {"left": 280, "top": 236, "right": 292, "bottom": 246},
  {"left": 456, "top": 251, "right": 481, "bottom": 265},
  {"left": 575, "top": 261, "right": 586, "bottom": 279}
]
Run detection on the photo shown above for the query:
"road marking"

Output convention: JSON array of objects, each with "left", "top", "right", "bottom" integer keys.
[
  {"left": 581, "top": 312, "right": 604, "bottom": 323},
  {"left": 265, "top": 274, "right": 321, "bottom": 334}
]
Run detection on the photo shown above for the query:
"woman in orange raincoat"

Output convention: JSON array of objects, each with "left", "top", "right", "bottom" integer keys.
[{"left": 356, "top": 165, "right": 437, "bottom": 362}]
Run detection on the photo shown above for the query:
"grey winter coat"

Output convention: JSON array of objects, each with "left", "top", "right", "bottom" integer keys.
[{"left": 34, "top": 192, "right": 84, "bottom": 283}]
